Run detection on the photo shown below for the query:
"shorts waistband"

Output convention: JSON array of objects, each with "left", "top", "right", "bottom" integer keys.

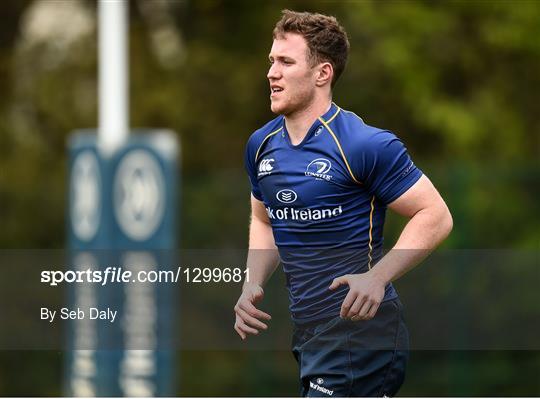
[{"left": 293, "top": 314, "right": 338, "bottom": 330}]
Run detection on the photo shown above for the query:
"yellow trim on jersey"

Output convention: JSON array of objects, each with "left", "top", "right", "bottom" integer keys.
[
  {"left": 367, "top": 196, "right": 375, "bottom": 270},
  {"left": 324, "top": 105, "right": 341, "bottom": 124},
  {"left": 255, "top": 127, "right": 283, "bottom": 162},
  {"left": 318, "top": 116, "right": 361, "bottom": 184}
]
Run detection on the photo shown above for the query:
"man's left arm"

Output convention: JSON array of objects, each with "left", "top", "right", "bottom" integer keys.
[{"left": 329, "top": 174, "right": 453, "bottom": 320}]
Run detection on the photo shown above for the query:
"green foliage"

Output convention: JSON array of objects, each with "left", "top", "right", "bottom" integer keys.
[{"left": 1, "top": 0, "right": 538, "bottom": 248}]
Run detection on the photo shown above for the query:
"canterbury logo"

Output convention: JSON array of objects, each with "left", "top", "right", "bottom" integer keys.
[{"left": 258, "top": 158, "right": 274, "bottom": 173}]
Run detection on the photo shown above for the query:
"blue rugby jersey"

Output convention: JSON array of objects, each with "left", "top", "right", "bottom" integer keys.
[{"left": 244, "top": 103, "right": 423, "bottom": 323}]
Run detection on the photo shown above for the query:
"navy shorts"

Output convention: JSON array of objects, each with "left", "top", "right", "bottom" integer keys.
[{"left": 291, "top": 298, "right": 409, "bottom": 397}]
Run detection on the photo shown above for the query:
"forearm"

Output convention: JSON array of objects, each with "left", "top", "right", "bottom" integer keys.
[
  {"left": 244, "top": 217, "right": 280, "bottom": 289},
  {"left": 370, "top": 206, "right": 453, "bottom": 285}
]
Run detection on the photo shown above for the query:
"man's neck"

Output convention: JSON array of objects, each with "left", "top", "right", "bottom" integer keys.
[{"left": 284, "top": 98, "right": 332, "bottom": 146}]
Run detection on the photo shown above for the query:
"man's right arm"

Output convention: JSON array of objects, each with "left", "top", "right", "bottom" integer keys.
[
  {"left": 233, "top": 195, "right": 280, "bottom": 340},
  {"left": 246, "top": 194, "right": 280, "bottom": 286}
]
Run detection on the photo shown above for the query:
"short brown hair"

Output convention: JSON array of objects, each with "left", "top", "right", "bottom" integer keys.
[{"left": 273, "top": 10, "right": 350, "bottom": 87}]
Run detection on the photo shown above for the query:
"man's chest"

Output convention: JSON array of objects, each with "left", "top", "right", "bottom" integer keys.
[{"left": 255, "top": 143, "right": 358, "bottom": 209}]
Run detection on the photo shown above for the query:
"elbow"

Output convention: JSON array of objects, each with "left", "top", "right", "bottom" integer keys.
[{"left": 441, "top": 205, "right": 453, "bottom": 240}]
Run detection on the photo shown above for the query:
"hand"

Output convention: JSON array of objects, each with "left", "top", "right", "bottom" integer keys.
[
  {"left": 329, "top": 271, "right": 386, "bottom": 321},
  {"left": 233, "top": 282, "right": 272, "bottom": 340}
]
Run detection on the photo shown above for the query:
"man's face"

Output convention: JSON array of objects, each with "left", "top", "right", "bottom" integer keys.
[{"left": 267, "top": 33, "right": 318, "bottom": 116}]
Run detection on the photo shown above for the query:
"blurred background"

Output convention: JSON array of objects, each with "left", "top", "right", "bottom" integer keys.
[{"left": 0, "top": 0, "right": 538, "bottom": 396}]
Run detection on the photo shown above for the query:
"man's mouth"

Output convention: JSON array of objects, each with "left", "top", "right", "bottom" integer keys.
[{"left": 271, "top": 86, "right": 284, "bottom": 95}]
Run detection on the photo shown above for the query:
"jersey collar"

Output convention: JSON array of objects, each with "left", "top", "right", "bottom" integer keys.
[{"left": 282, "top": 102, "right": 340, "bottom": 149}]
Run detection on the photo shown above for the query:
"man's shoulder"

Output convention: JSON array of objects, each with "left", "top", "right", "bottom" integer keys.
[
  {"left": 248, "top": 115, "right": 284, "bottom": 145},
  {"left": 335, "top": 107, "right": 395, "bottom": 148}
]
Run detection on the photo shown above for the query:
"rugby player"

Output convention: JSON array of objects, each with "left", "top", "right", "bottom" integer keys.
[{"left": 234, "top": 10, "right": 452, "bottom": 397}]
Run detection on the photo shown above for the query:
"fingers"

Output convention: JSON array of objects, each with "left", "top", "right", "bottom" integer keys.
[
  {"left": 329, "top": 275, "right": 349, "bottom": 290},
  {"left": 339, "top": 289, "right": 358, "bottom": 318},
  {"left": 366, "top": 301, "right": 380, "bottom": 319},
  {"left": 236, "top": 318, "right": 259, "bottom": 335},
  {"left": 234, "top": 317, "right": 259, "bottom": 340},
  {"left": 351, "top": 300, "right": 380, "bottom": 321},
  {"left": 345, "top": 295, "right": 366, "bottom": 319},
  {"left": 356, "top": 300, "right": 373, "bottom": 319},
  {"left": 234, "top": 323, "right": 246, "bottom": 340},
  {"left": 233, "top": 298, "right": 272, "bottom": 340},
  {"left": 238, "top": 300, "right": 272, "bottom": 321},
  {"left": 235, "top": 306, "right": 268, "bottom": 331}
]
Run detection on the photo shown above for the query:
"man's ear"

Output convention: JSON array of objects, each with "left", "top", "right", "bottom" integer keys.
[{"left": 315, "top": 62, "right": 333, "bottom": 87}]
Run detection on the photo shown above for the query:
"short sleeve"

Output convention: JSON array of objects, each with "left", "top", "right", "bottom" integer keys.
[
  {"left": 353, "top": 130, "right": 422, "bottom": 205},
  {"left": 244, "top": 135, "right": 264, "bottom": 201}
]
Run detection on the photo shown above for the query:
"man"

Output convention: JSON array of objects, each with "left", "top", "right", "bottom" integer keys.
[{"left": 234, "top": 10, "right": 452, "bottom": 397}]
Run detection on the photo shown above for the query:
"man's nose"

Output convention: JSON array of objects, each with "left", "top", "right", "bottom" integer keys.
[{"left": 267, "top": 63, "right": 280, "bottom": 80}]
